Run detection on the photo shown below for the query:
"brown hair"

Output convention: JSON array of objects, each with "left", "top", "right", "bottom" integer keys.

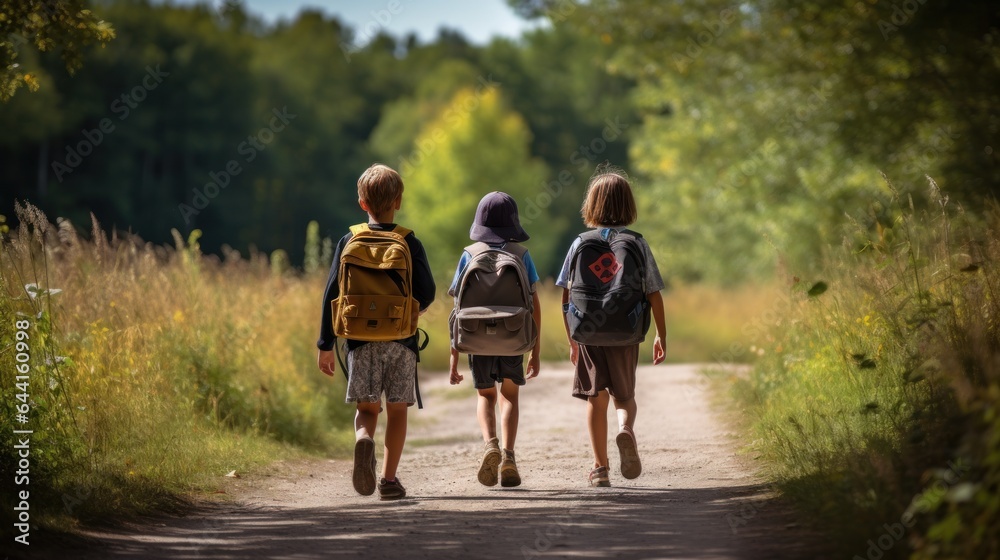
[
  {"left": 581, "top": 170, "right": 637, "bottom": 228},
  {"left": 357, "top": 163, "right": 403, "bottom": 216}
]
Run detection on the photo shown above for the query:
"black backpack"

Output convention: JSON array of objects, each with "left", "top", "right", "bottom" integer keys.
[{"left": 563, "top": 229, "right": 651, "bottom": 346}]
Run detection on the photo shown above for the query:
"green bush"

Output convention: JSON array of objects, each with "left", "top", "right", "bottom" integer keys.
[{"left": 734, "top": 178, "right": 1000, "bottom": 558}]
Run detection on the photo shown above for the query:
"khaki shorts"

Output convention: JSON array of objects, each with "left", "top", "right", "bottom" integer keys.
[
  {"left": 572, "top": 344, "right": 639, "bottom": 401},
  {"left": 346, "top": 342, "right": 417, "bottom": 404}
]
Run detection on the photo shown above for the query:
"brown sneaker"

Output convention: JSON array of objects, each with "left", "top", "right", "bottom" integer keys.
[
  {"left": 352, "top": 436, "right": 376, "bottom": 496},
  {"left": 616, "top": 425, "right": 642, "bottom": 479},
  {"left": 478, "top": 437, "right": 501, "bottom": 486},
  {"left": 378, "top": 477, "right": 406, "bottom": 500},
  {"left": 499, "top": 449, "right": 521, "bottom": 487},
  {"left": 589, "top": 465, "right": 611, "bottom": 487}
]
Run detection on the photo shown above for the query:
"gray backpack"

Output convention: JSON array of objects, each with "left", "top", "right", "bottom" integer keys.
[{"left": 450, "top": 242, "right": 536, "bottom": 356}]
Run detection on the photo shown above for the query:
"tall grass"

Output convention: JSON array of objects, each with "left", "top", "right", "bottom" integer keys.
[
  {"left": 0, "top": 204, "right": 354, "bottom": 531},
  {"left": 732, "top": 178, "right": 1000, "bottom": 559}
]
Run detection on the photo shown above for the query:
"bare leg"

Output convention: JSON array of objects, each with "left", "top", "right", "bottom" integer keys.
[
  {"left": 613, "top": 396, "right": 637, "bottom": 432},
  {"left": 355, "top": 402, "right": 380, "bottom": 440},
  {"left": 498, "top": 379, "right": 520, "bottom": 450},
  {"left": 382, "top": 402, "right": 408, "bottom": 480},
  {"left": 477, "top": 387, "right": 498, "bottom": 443},
  {"left": 587, "top": 390, "right": 611, "bottom": 468}
]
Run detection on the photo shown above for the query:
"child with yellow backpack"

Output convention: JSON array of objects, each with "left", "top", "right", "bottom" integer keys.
[{"left": 317, "top": 163, "right": 436, "bottom": 500}]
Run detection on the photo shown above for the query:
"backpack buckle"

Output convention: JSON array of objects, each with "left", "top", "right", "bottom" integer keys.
[{"left": 486, "top": 321, "right": 497, "bottom": 335}]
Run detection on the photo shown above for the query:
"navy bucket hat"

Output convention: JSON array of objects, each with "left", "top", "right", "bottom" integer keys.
[{"left": 469, "top": 191, "right": 530, "bottom": 244}]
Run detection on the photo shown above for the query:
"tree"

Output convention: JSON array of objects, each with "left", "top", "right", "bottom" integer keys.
[
  {"left": 398, "top": 87, "right": 560, "bottom": 278},
  {"left": 511, "top": 0, "right": 1000, "bottom": 282},
  {"left": 0, "top": 0, "right": 115, "bottom": 100}
]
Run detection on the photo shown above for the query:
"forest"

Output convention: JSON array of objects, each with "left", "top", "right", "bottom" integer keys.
[
  {"left": 4, "top": 0, "right": 995, "bottom": 283},
  {"left": 2, "top": 1, "right": 999, "bottom": 558}
]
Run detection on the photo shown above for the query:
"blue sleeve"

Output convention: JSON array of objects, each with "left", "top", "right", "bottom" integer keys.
[
  {"left": 447, "top": 251, "right": 472, "bottom": 297},
  {"left": 522, "top": 250, "right": 540, "bottom": 289}
]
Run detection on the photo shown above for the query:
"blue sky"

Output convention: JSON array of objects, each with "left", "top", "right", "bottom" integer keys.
[{"left": 183, "top": 0, "right": 544, "bottom": 44}]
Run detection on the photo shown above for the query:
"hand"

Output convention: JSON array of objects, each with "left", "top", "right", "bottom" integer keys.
[
  {"left": 318, "top": 349, "right": 337, "bottom": 377},
  {"left": 569, "top": 340, "right": 579, "bottom": 366},
  {"left": 652, "top": 336, "right": 665, "bottom": 365},
  {"left": 526, "top": 351, "right": 540, "bottom": 380},
  {"left": 449, "top": 350, "right": 464, "bottom": 385}
]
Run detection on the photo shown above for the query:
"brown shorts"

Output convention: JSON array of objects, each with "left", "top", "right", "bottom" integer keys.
[{"left": 572, "top": 344, "right": 640, "bottom": 401}]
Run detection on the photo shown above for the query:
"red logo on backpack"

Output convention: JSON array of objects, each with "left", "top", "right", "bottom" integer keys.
[{"left": 589, "top": 252, "right": 622, "bottom": 283}]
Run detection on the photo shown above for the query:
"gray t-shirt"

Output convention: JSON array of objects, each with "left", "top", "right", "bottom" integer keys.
[{"left": 555, "top": 228, "right": 665, "bottom": 293}]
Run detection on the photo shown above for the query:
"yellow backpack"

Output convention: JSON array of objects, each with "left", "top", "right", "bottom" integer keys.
[{"left": 331, "top": 223, "right": 419, "bottom": 341}]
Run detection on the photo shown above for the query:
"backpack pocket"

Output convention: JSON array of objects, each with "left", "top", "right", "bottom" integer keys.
[
  {"left": 451, "top": 305, "right": 534, "bottom": 356},
  {"left": 566, "top": 286, "right": 648, "bottom": 346},
  {"left": 333, "top": 294, "right": 413, "bottom": 341}
]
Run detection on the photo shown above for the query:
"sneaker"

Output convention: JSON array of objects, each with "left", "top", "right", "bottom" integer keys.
[
  {"left": 589, "top": 466, "right": 611, "bottom": 487},
  {"left": 499, "top": 449, "right": 521, "bottom": 488},
  {"left": 378, "top": 477, "right": 407, "bottom": 500},
  {"left": 478, "top": 437, "right": 501, "bottom": 486},
  {"left": 616, "top": 425, "right": 642, "bottom": 479},
  {"left": 352, "top": 436, "right": 377, "bottom": 496}
]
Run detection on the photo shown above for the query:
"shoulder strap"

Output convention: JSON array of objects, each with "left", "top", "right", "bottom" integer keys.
[
  {"left": 618, "top": 228, "right": 643, "bottom": 240},
  {"left": 501, "top": 242, "right": 529, "bottom": 260},
  {"left": 349, "top": 223, "right": 413, "bottom": 239},
  {"left": 579, "top": 229, "right": 605, "bottom": 243},
  {"left": 465, "top": 242, "right": 491, "bottom": 258}
]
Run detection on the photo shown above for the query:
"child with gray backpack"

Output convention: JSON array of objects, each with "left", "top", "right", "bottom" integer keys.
[
  {"left": 448, "top": 192, "right": 542, "bottom": 487},
  {"left": 557, "top": 166, "right": 667, "bottom": 488}
]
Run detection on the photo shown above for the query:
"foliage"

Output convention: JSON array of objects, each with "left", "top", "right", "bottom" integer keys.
[
  {"left": 0, "top": 203, "right": 353, "bottom": 531},
  {"left": 517, "top": 0, "right": 1000, "bottom": 283},
  {"left": 0, "top": 1, "right": 633, "bottom": 279},
  {"left": 730, "top": 178, "right": 1000, "bottom": 558},
  {"left": 399, "top": 86, "right": 559, "bottom": 278},
  {"left": 0, "top": 0, "right": 115, "bottom": 100}
]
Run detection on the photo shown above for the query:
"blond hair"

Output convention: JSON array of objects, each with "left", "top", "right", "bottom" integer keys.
[
  {"left": 357, "top": 164, "right": 403, "bottom": 216},
  {"left": 581, "top": 169, "right": 637, "bottom": 228}
]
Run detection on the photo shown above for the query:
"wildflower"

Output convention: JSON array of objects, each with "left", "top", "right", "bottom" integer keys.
[{"left": 24, "top": 283, "right": 63, "bottom": 299}]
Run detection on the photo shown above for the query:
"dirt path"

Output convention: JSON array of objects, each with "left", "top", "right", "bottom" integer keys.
[{"left": 76, "top": 364, "right": 823, "bottom": 559}]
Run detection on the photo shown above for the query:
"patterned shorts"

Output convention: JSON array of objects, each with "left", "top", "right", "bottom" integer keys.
[{"left": 346, "top": 341, "right": 417, "bottom": 404}]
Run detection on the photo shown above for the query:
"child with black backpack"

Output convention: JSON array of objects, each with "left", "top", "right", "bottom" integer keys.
[
  {"left": 448, "top": 192, "right": 542, "bottom": 487},
  {"left": 556, "top": 167, "right": 666, "bottom": 488},
  {"left": 317, "top": 163, "right": 436, "bottom": 501}
]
